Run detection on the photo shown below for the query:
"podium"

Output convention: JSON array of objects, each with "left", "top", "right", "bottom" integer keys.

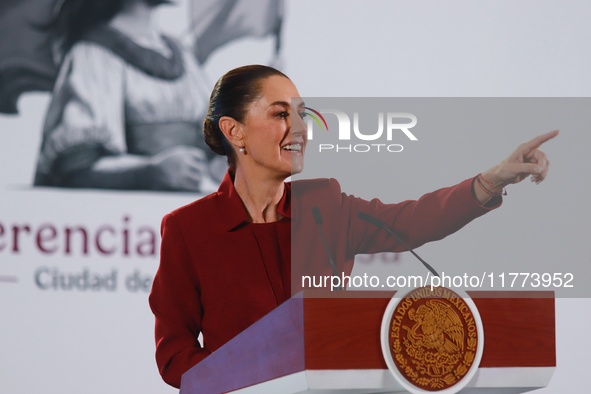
[{"left": 180, "top": 291, "right": 555, "bottom": 394}]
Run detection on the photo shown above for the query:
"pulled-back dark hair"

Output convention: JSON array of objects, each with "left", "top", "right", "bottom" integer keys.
[{"left": 203, "top": 65, "right": 289, "bottom": 170}]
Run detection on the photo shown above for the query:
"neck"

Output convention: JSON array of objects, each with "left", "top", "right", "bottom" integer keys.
[
  {"left": 109, "top": 2, "right": 156, "bottom": 40},
  {"left": 233, "top": 167, "right": 286, "bottom": 223}
]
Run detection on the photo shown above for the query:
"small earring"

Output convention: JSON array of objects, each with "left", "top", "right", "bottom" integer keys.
[{"left": 239, "top": 147, "right": 246, "bottom": 154}]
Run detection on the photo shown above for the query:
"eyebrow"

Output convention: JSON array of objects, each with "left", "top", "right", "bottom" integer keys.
[{"left": 269, "top": 100, "right": 305, "bottom": 108}]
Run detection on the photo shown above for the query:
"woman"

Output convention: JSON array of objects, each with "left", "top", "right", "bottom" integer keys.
[
  {"left": 34, "top": 0, "right": 219, "bottom": 191},
  {"left": 149, "top": 65, "right": 557, "bottom": 388}
]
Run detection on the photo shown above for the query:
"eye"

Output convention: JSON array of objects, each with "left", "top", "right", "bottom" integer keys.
[
  {"left": 276, "top": 111, "right": 289, "bottom": 119},
  {"left": 299, "top": 111, "right": 307, "bottom": 119}
]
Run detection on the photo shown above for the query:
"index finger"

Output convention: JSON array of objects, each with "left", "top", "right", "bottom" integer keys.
[{"left": 522, "top": 129, "right": 559, "bottom": 154}]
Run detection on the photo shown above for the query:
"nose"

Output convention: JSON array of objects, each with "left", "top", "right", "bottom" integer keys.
[{"left": 291, "top": 111, "right": 308, "bottom": 139}]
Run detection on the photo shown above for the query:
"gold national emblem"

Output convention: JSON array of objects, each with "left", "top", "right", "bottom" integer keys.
[{"left": 387, "top": 287, "right": 479, "bottom": 391}]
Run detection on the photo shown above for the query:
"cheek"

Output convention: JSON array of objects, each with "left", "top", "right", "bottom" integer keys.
[{"left": 244, "top": 120, "right": 287, "bottom": 156}]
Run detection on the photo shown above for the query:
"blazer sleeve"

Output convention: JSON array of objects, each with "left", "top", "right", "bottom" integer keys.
[
  {"left": 341, "top": 176, "right": 501, "bottom": 256},
  {"left": 149, "top": 214, "right": 210, "bottom": 388}
]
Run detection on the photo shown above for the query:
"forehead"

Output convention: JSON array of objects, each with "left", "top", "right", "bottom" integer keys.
[{"left": 257, "top": 75, "right": 302, "bottom": 106}]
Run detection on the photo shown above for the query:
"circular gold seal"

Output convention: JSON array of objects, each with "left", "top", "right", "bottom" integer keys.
[{"left": 381, "top": 287, "right": 483, "bottom": 393}]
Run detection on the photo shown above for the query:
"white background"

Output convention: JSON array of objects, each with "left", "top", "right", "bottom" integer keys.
[{"left": 1, "top": 1, "right": 589, "bottom": 393}]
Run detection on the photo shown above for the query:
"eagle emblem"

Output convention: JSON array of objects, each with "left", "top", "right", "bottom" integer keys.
[
  {"left": 386, "top": 287, "right": 480, "bottom": 391},
  {"left": 407, "top": 300, "right": 465, "bottom": 356}
]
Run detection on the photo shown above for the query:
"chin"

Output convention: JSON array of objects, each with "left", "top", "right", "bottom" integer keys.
[
  {"left": 290, "top": 164, "right": 304, "bottom": 176},
  {"left": 291, "top": 157, "right": 305, "bottom": 173}
]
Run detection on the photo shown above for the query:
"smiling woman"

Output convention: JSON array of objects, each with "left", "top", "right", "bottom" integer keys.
[
  {"left": 202, "top": 65, "right": 305, "bottom": 184},
  {"left": 148, "top": 64, "right": 558, "bottom": 388}
]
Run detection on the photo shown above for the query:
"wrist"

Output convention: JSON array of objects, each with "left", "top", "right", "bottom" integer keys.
[
  {"left": 477, "top": 173, "right": 507, "bottom": 198},
  {"left": 480, "top": 168, "right": 507, "bottom": 192}
]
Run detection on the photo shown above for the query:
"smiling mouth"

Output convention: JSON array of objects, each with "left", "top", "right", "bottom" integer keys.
[{"left": 281, "top": 143, "right": 303, "bottom": 153}]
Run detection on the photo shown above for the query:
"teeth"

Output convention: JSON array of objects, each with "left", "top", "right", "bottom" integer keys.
[{"left": 282, "top": 144, "right": 302, "bottom": 152}]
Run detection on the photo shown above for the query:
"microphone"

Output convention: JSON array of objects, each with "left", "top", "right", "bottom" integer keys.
[
  {"left": 357, "top": 212, "right": 440, "bottom": 277},
  {"left": 312, "top": 207, "right": 342, "bottom": 290}
]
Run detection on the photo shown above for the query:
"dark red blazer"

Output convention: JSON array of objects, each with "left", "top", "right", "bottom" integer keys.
[{"left": 149, "top": 172, "right": 500, "bottom": 388}]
